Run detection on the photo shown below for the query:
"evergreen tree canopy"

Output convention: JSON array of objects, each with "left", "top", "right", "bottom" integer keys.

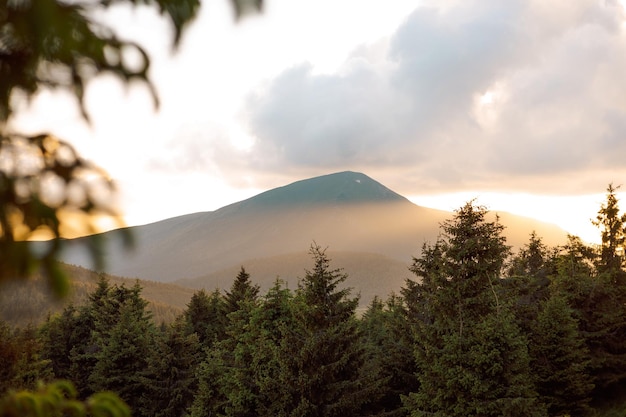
[
  {"left": 258, "top": 244, "right": 383, "bottom": 417},
  {"left": 139, "top": 319, "right": 201, "bottom": 417},
  {"left": 359, "top": 295, "right": 417, "bottom": 417},
  {"left": 224, "top": 266, "right": 260, "bottom": 315},
  {"left": 404, "top": 202, "right": 544, "bottom": 417},
  {"left": 593, "top": 183, "right": 626, "bottom": 279},
  {"left": 529, "top": 294, "right": 594, "bottom": 416},
  {"left": 183, "top": 288, "right": 227, "bottom": 348}
]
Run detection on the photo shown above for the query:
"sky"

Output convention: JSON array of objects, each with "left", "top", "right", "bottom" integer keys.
[{"left": 11, "top": 0, "right": 626, "bottom": 244}]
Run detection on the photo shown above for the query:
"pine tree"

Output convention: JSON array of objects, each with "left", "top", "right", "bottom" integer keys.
[
  {"left": 263, "top": 244, "right": 384, "bottom": 417},
  {"left": 39, "top": 306, "right": 79, "bottom": 381},
  {"left": 550, "top": 188, "right": 626, "bottom": 399},
  {"left": 529, "top": 294, "right": 594, "bottom": 416},
  {"left": 502, "top": 233, "right": 556, "bottom": 335},
  {"left": 220, "top": 298, "right": 261, "bottom": 417},
  {"left": 359, "top": 295, "right": 418, "bottom": 417},
  {"left": 250, "top": 279, "right": 295, "bottom": 417},
  {"left": 139, "top": 319, "right": 202, "bottom": 417},
  {"left": 183, "top": 288, "right": 227, "bottom": 348},
  {"left": 593, "top": 183, "right": 626, "bottom": 279},
  {"left": 68, "top": 277, "right": 114, "bottom": 398},
  {"left": 190, "top": 270, "right": 262, "bottom": 417},
  {"left": 506, "top": 231, "right": 554, "bottom": 279},
  {"left": 224, "top": 266, "right": 260, "bottom": 315},
  {"left": 88, "top": 283, "right": 156, "bottom": 413},
  {"left": 403, "top": 202, "right": 545, "bottom": 417}
]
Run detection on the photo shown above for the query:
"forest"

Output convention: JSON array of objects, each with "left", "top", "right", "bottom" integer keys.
[{"left": 1, "top": 186, "right": 626, "bottom": 417}]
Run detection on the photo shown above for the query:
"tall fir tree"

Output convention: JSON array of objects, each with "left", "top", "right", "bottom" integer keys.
[
  {"left": 261, "top": 244, "right": 384, "bottom": 417},
  {"left": 359, "top": 295, "right": 418, "bottom": 417},
  {"left": 566, "top": 186, "right": 626, "bottom": 399},
  {"left": 39, "top": 306, "right": 79, "bottom": 381},
  {"left": 139, "top": 318, "right": 202, "bottom": 417},
  {"left": 224, "top": 266, "right": 260, "bottom": 315},
  {"left": 249, "top": 279, "right": 296, "bottom": 417},
  {"left": 183, "top": 288, "right": 227, "bottom": 348},
  {"left": 593, "top": 183, "right": 626, "bottom": 279},
  {"left": 68, "top": 276, "right": 113, "bottom": 398},
  {"left": 88, "top": 283, "right": 156, "bottom": 413},
  {"left": 190, "top": 270, "right": 261, "bottom": 417},
  {"left": 502, "top": 233, "right": 556, "bottom": 335},
  {"left": 529, "top": 294, "right": 594, "bottom": 416},
  {"left": 403, "top": 202, "right": 545, "bottom": 417}
]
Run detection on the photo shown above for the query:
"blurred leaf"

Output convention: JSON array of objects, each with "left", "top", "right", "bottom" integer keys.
[
  {"left": 0, "top": 380, "right": 130, "bottom": 417},
  {"left": 0, "top": 133, "right": 126, "bottom": 297},
  {"left": 0, "top": 0, "right": 263, "bottom": 298}
]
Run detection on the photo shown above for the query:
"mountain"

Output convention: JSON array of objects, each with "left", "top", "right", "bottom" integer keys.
[{"left": 60, "top": 171, "right": 568, "bottom": 301}]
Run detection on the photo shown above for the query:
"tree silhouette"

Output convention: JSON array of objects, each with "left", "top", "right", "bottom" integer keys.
[{"left": 593, "top": 184, "right": 626, "bottom": 279}]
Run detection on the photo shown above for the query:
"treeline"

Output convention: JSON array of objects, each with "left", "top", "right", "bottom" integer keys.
[{"left": 2, "top": 186, "right": 626, "bottom": 416}]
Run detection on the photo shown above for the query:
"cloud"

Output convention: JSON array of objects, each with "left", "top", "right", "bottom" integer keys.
[{"left": 237, "top": 0, "right": 626, "bottom": 193}]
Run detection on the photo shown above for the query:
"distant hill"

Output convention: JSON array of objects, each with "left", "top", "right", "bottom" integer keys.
[
  {"left": 0, "top": 264, "right": 196, "bottom": 328},
  {"left": 176, "top": 251, "right": 412, "bottom": 309},
  {"left": 59, "top": 171, "right": 569, "bottom": 300}
]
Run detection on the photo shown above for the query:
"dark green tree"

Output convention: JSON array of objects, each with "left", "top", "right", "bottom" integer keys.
[
  {"left": 39, "top": 305, "right": 80, "bottom": 381},
  {"left": 183, "top": 288, "right": 228, "bottom": 348},
  {"left": 191, "top": 268, "right": 262, "bottom": 417},
  {"left": 502, "top": 233, "right": 557, "bottom": 334},
  {"left": 220, "top": 298, "right": 262, "bottom": 417},
  {"left": 87, "top": 283, "right": 156, "bottom": 413},
  {"left": 67, "top": 277, "right": 115, "bottom": 398},
  {"left": 403, "top": 202, "right": 545, "bottom": 417},
  {"left": 593, "top": 184, "right": 626, "bottom": 278},
  {"left": 529, "top": 294, "right": 594, "bottom": 416},
  {"left": 263, "top": 244, "right": 384, "bottom": 417},
  {"left": 139, "top": 318, "right": 202, "bottom": 417},
  {"left": 507, "top": 231, "right": 555, "bottom": 279},
  {"left": 551, "top": 192, "right": 626, "bottom": 399},
  {"left": 359, "top": 294, "right": 418, "bottom": 417},
  {"left": 224, "top": 266, "right": 260, "bottom": 315},
  {"left": 249, "top": 279, "right": 296, "bottom": 417}
]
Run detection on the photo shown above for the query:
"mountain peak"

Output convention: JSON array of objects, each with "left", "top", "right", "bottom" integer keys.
[{"left": 235, "top": 171, "right": 409, "bottom": 210}]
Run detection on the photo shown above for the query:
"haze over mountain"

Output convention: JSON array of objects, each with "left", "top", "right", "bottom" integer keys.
[{"left": 60, "top": 171, "right": 568, "bottom": 298}]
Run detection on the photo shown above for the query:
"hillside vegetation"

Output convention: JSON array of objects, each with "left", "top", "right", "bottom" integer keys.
[{"left": 0, "top": 264, "right": 195, "bottom": 327}]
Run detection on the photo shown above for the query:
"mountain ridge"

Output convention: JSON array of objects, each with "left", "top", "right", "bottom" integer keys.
[{"left": 59, "top": 171, "right": 568, "bottom": 291}]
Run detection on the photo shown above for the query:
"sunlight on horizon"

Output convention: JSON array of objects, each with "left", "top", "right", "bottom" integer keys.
[{"left": 409, "top": 192, "right": 619, "bottom": 245}]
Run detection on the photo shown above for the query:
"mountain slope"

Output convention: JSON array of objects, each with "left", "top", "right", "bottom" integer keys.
[
  {"left": 176, "top": 251, "right": 412, "bottom": 308},
  {"left": 60, "top": 171, "right": 568, "bottom": 285},
  {"left": 0, "top": 264, "right": 195, "bottom": 327}
]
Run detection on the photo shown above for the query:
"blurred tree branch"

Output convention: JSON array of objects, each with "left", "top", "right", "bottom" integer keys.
[{"left": 0, "top": 0, "right": 262, "bottom": 296}]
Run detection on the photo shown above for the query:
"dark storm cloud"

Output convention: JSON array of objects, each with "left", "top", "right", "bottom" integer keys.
[{"left": 239, "top": 0, "right": 626, "bottom": 193}]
